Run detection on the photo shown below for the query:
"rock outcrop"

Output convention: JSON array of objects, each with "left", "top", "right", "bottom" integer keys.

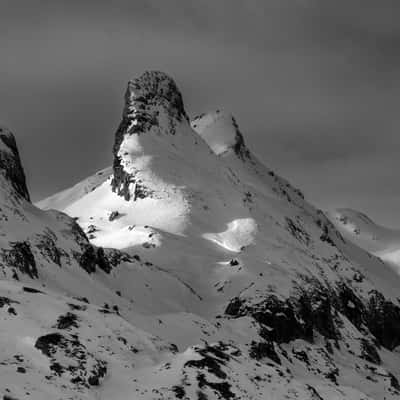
[{"left": 0, "top": 127, "right": 30, "bottom": 201}]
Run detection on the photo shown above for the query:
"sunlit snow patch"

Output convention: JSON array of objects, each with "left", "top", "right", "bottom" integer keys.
[
  {"left": 91, "top": 225, "right": 162, "bottom": 250},
  {"left": 191, "top": 110, "right": 240, "bottom": 156},
  {"left": 203, "top": 218, "right": 257, "bottom": 252}
]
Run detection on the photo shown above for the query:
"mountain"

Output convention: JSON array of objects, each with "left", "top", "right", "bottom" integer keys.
[
  {"left": 2, "top": 71, "right": 400, "bottom": 399},
  {"left": 329, "top": 208, "right": 400, "bottom": 270}
]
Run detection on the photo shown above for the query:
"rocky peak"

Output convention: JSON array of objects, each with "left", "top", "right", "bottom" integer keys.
[
  {"left": 191, "top": 110, "right": 249, "bottom": 159},
  {"left": 0, "top": 126, "right": 30, "bottom": 202},
  {"left": 111, "top": 71, "right": 189, "bottom": 200},
  {"left": 123, "top": 71, "right": 188, "bottom": 124}
]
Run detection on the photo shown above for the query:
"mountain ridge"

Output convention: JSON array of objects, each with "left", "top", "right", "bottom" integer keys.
[
  {"left": 3, "top": 71, "right": 400, "bottom": 399},
  {"left": 329, "top": 207, "right": 400, "bottom": 271}
]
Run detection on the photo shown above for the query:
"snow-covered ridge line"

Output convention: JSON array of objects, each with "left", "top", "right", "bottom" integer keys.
[{"left": 330, "top": 207, "right": 400, "bottom": 272}]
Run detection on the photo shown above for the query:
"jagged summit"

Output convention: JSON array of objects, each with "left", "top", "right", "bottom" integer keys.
[
  {"left": 191, "top": 110, "right": 249, "bottom": 158},
  {"left": 111, "top": 74, "right": 253, "bottom": 203},
  {"left": 0, "top": 126, "right": 30, "bottom": 201},
  {"left": 112, "top": 71, "right": 190, "bottom": 200},
  {"left": 124, "top": 71, "right": 188, "bottom": 124}
]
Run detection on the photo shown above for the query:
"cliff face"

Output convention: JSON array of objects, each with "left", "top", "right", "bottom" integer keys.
[{"left": 0, "top": 127, "right": 30, "bottom": 202}]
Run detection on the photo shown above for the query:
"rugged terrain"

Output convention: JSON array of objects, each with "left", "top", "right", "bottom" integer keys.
[{"left": 1, "top": 71, "right": 400, "bottom": 399}]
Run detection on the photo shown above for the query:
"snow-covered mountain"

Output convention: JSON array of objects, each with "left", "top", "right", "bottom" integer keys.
[
  {"left": 329, "top": 208, "right": 400, "bottom": 271},
  {"left": 3, "top": 71, "right": 400, "bottom": 399}
]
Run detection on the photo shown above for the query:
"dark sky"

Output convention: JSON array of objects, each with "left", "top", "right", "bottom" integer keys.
[{"left": 1, "top": 1, "right": 400, "bottom": 226}]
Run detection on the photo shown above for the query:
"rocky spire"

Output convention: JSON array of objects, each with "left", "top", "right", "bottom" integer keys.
[
  {"left": 111, "top": 71, "right": 189, "bottom": 200},
  {"left": 0, "top": 127, "right": 30, "bottom": 202},
  {"left": 123, "top": 71, "right": 187, "bottom": 126}
]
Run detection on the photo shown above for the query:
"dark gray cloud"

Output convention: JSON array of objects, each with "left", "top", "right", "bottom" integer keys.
[{"left": 1, "top": 0, "right": 400, "bottom": 226}]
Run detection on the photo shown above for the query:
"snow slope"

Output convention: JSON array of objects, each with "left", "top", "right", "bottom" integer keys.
[
  {"left": 2, "top": 71, "right": 400, "bottom": 399},
  {"left": 329, "top": 208, "right": 400, "bottom": 271},
  {"left": 37, "top": 167, "right": 112, "bottom": 212}
]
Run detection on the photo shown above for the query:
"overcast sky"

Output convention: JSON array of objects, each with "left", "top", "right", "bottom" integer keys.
[{"left": 1, "top": 0, "right": 400, "bottom": 226}]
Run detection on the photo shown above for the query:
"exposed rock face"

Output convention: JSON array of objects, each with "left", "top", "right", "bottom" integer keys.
[
  {"left": 0, "top": 127, "right": 30, "bottom": 201},
  {"left": 111, "top": 71, "right": 188, "bottom": 200},
  {"left": 226, "top": 278, "right": 400, "bottom": 366},
  {"left": 75, "top": 244, "right": 113, "bottom": 274},
  {"left": 225, "top": 288, "right": 339, "bottom": 345},
  {"left": 184, "top": 343, "right": 237, "bottom": 399},
  {"left": 1, "top": 242, "right": 37, "bottom": 279},
  {"left": 365, "top": 291, "right": 400, "bottom": 350},
  {"left": 34, "top": 332, "right": 108, "bottom": 387},
  {"left": 230, "top": 116, "right": 250, "bottom": 160}
]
